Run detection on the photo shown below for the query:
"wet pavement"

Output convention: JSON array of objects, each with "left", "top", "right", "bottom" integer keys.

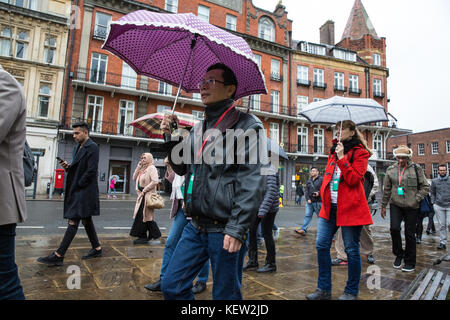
[{"left": 15, "top": 224, "right": 449, "bottom": 300}]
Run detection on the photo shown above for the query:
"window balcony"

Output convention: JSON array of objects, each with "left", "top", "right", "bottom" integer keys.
[
  {"left": 270, "top": 72, "right": 282, "bottom": 82},
  {"left": 93, "top": 26, "right": 108, "bottom": 40},
  {"left": 348, "top": 87, "right": 362, "bottom": 95},
  {"left": 313, "top": 82, "right": 327, "bottom": 90},
  {"left": 296, "top": 79, "right": 311, "bottom": 87},
  {"left": 374, "top": 91, "right": 385, "bottom": 99},
  {"left": 334, "top": 85, "right": 347, "bottom": 92}
]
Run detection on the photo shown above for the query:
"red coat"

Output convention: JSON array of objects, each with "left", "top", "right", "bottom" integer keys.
[{"left": 318, "top": 143, "right": 373, "bottom": 227}]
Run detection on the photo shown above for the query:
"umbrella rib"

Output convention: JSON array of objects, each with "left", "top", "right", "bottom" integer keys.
[{"left": 200, "top": 36, "right": 222, "bottom": 63}]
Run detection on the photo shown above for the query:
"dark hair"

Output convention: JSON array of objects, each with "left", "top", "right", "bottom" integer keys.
[
  {"left": 438, "top": 164, "right": 447, "bottom": 170},
  {"left": 207, "top": 63, "right": 238, "bottom": 98},
  {"left": 72, "top": 121, "right": 90, "bottom": 133},
  {"left": 310, "top": 166, "right": 319, "bottom": 171},
  {"left": 336, "top": 120, "right": 373, "bottom": 156}
]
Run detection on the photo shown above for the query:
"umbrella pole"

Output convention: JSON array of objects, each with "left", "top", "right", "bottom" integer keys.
[{"left": 339, "top": 120, "right": 343, "bottom": 143}]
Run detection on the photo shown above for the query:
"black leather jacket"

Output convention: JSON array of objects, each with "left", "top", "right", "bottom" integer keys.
[{"left": 166, "top": 99, "right": 264, "bottom": 243}]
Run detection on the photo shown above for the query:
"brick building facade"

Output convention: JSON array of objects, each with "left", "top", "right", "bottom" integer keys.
[{"left": 386, "top": 128, "right": 450, "bottom": 179}]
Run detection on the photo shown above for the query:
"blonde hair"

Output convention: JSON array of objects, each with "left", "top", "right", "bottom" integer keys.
[{"left": 337, "top": 120, "right": 373, "bottom": 156}]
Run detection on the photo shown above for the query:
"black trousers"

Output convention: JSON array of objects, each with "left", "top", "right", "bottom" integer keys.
[
  {"left": 390, "top": 204, "right": 419, "bottom": 266},
  {"left": 56, "top": 217, "right": 100, "bottom": 256},
  {"left": 248, "top": 211, "right": 277, "bottom": 264}
]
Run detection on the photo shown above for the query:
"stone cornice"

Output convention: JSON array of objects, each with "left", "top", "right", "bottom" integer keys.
[
  {"left": 85, "top": 0, "right": 162, "bottom": 15},
  {"left": 0, "top": 3, "right": 68, "bottom": 25}
]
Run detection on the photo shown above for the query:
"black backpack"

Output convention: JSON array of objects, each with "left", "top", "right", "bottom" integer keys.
[{"left": 23, "top": 140, "right": 36, "bottom": 187}]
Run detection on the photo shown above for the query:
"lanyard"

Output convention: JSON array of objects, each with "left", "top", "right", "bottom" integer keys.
[
  {"left": 398, "top": 166, "right": 407, "bottom": 185},
  {"left": 196, "top": 104, "right": 235, "bottom": 160}
]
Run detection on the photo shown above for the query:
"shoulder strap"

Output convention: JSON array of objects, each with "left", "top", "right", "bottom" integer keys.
[{"left": 413, "top": 164, "right": 420, "bottom": 190}]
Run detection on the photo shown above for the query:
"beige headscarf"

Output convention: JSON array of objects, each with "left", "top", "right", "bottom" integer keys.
[{"left": 140, "top": 152, "right": 154, "bottom": 171}]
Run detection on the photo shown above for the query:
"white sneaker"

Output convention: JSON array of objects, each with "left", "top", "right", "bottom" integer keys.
[{"left": 273, "top": 229, "right": 279, "bottom": 240}]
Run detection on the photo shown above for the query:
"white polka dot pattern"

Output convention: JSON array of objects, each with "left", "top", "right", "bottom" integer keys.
[{"left": 102, "top": 11, "right": 267, "bottom": 100}]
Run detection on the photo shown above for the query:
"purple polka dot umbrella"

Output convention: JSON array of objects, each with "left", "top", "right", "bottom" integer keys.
[{"left": 102, "top": 10, "right": 267, "bottom": 112}]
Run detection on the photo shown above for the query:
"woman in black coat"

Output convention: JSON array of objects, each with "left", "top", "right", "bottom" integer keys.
[{"left": 244, "top": 168, "right": 280, "bottom": 273}]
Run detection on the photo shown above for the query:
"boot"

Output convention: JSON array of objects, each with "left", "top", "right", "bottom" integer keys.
[
  {"left": 256, "top": 263, "right": 276, "bottom": 273},
  {"left": 243, "top": 250, "right": 258, "bottom": 271}
]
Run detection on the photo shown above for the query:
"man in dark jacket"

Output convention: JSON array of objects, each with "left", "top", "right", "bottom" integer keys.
[
  {"left": 37, "top": 122, "right": 102, "bottom": 266},
  {"left": 160, "top": 63, "right": 264, "bottom": 300},
  {"left": 244, "top": 167, "right": 280, "bottom": 273},
  {"left": 295, "top": 167, "right": 323, "bottom": 236}
]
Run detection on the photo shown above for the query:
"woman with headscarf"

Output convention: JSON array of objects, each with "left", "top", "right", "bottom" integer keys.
[
  {"left": 306, "top": 120, "right": 373, "bottom": 301},
  {"left": 130, "top": 152, "right": 162, "bottom": 244}
]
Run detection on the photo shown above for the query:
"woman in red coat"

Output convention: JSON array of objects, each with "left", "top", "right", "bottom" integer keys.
[{"left": 306, "top": 120, "right": 373, "bottom": 301}]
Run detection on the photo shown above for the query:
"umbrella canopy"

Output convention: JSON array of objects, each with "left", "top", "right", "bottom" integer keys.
[
  {"left": 102, "top": 11, "right": 267, "bottom": 101},
  {"left": 299, "top": 96, "right": 388, "bottom": 126},
  {"left": 130, "top": 111, "right": 199, "bottom": 139}
]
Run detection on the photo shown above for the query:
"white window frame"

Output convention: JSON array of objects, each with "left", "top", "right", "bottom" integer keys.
[
  {"left": 157, "top": 105, "right": 171, "bottom": 113},
  {"left": 258, "top": 17, "right": 275, "bottom": 42},
  {"left": 314, "top": 68, "right": 324, "bottom": 86},
  {"left": 334, "top": 72, "right": 344, "bottom": 90},
  {"left": 85, "top": 95, "right": 104, "bottom": 133},
  {"left": 432, "top": 163, "right": 439, "bottom": 178},
  {"left": 270, "top": 90, "right": 279, "bottom": 113},
  {"left": 313, "top": 127, "right": 324, "bottom": 155},
  {"left": 118, "top": 100, "right": 135, "bottom": 136},
  {"left": 349, "top": 74, "right": 359, "bottom": 91},
  {"left": 94, "top": 12, "right": 111, "bottom": 39},
  {"left": 446, "top": 140, "right": 450, "bottom": 153},
  {"left": 158, "top": 81, "right": 172, "bottom": 95},
  {"left": 297, "top": 65, "right": 308, "bottom": 84},
  {"left": 373, "top": 53, "right": 381, "bottom": 66},
  {"left": 226, "top": 14, "right": 237, "bottom": 31},
  {"left": 192, "top": 92, "right": 201, "bottom": 101},
  {"left": 121, "top": 62, "right": 137, "bottom": 89},
  {"left": 373, "top": 79, "right": 382, "bottom": 96},
  {"left": 0, "top": 26, "right": 12, "bottom": 57},
  {"left": 38, "top": 83, "right": 51, "bottom": 118},
  {"left": 15, "top": 30, "right": 29, "bottom": 59},
  {"left": 43, "top": 35, "right": 56, "bottom": 64},
  {"left": 165, "top": 0, "right": 178, "bottom": 13},
  {"left": 198, "top": 5, "right": 210, "bottom": 22},
  {"left": 431, "top": 142, "right": 439, "bottom": 155},
  {"left": 418, "top": 143, "right": 425, "bottom": 156},
  {"left": 90, "top": 52, "right": 108, "bottom": 84},
  {"left": 249, "top": 94, "right": 260, "bottom": 111},
  {"left": 373, "top": 134, "right": 383, "bottom": 159},
  {"left": 192, "top": 110, "right": 204, "bottom": 120},
  {"left": 297, "top": 126, "right": 308, "bottom": 154},
  {"left": 253, "top": 54, "right": 261, "bottom": 67},
  {"left": 270, "top": 123, "right": 279, "bottom": 143},
  {"left": 271, "top": 59, "right": 280, "bottom": 80},
  {"left": 297, "top": 95, "right": 308, "bottom": 117}
]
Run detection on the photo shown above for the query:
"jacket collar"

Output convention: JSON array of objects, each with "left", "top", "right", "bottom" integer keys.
[{"left": 71, "top": 138, "right": 93, "bottom": 165}]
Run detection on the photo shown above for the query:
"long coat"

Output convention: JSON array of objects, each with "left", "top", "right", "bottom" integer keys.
[
  {"left": 319, "top": 144, "right": 373, "bottom": 227},
  {"left": 133, "top": 164, "right": 159, "bottom": 222},
  {"left": 63, "top": 138, "right": 100, "bottom": 220},
  {"left": 0, "top": 65, "right": 27, "bottom": 225}
]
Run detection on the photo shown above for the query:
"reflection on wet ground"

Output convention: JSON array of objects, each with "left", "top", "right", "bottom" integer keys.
[{"left": 16, "top": 226, "right": 449, "bottom": 300}]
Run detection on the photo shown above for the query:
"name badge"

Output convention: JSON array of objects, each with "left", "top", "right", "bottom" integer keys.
[
  {"left": 332, "top": 179, "right": 339, "bottom": 191},
  {"left": 397, "top": 187, "right": 404, "bottom": 196}
]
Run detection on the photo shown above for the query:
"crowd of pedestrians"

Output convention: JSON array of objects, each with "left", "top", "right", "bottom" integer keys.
[{"left": 1, "top": 64, "right": 448, "bottom": 302}]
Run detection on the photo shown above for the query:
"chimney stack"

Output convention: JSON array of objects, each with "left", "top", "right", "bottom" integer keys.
[{"left": 320, "top": 20, "right": 335, "bottom": 46}]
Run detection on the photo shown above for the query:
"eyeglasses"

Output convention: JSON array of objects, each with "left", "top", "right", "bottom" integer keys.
[{"left": 197, "top": 79, "right": 225, "bottom": 89}]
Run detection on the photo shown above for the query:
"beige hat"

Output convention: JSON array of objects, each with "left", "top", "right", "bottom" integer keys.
[{"left": 393, "top": 145, "right": 413, "bottom": 158}]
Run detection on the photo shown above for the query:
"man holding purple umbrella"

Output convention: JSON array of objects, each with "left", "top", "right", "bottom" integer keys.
[{"left": 160, "top": 63, "right": 265, "bottom": 300}]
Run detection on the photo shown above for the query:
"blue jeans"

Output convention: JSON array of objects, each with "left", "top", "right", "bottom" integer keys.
[
  {"left": 297, "top": 196, "right": 302, "bottom": 205},
  {"left": 160, "top": 207, "right": 209, "bottom": 283},
  {"left": 301, "top": 202, "right": 322, "bottom": 232},
  {"left": 0, "top": 224, "right": 25, "bottom": 300},
  {"left": 316, "top": 204, "right": 363, "bottom": 296},
  {"left": 161, "top": 222, "right": 247, "bottom": 300}
]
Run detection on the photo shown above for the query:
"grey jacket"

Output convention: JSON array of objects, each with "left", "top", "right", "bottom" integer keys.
[
  {"left": 430, "top": 175, "right": 450, "bottom": 208},
  {"left": 0, "top": 65, "right": 27, "bottom": 225}
]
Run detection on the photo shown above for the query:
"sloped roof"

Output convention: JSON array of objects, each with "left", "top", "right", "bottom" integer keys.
[{"left": 341, "top": 0, "right": 379, "bottom": 40}]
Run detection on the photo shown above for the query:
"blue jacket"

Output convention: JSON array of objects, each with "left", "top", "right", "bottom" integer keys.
[{"left": 258, "top": 173, "right": 280, "bottom": 217}]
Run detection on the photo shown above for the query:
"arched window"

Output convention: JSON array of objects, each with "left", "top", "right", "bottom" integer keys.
[{"left": 258, "top": 17, "right": 275, "bottom": 42}]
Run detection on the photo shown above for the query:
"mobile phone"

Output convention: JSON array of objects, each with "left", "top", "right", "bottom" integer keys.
[{"left": 56, "top": 156, "right": 64, "bottom": 162}]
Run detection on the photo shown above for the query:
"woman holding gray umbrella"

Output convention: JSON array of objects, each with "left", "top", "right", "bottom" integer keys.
[{"left": 306, "top": 120, "right": 373, "bottom": 300}]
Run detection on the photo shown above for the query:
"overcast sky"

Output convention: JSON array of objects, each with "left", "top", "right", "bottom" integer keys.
[{"left": 252, "top": 0, "right": 450, "bottom": 133}]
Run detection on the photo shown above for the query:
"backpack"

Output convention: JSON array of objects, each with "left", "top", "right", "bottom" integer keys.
[{"left": 23, "top": 140, "right": 36, "bottom": 187}]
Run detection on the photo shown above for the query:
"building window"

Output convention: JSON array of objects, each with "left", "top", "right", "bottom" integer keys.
[
  {"left": 373, "top": 79, "right": 382, "bottom": 96},
  {"left": 157, "top": 105, "right": 170, "bottom": 113},
  {"left": 86, "top": 95, "right": 104, "bottom": 133},
  {"left": 297, "top": 65, "right": 308, "bottom": 85},
  {"left": 313, "top": 128, "right": 324, "bottom": 154},
  {"left": 0, "top": 27, "right": 12, "bottom": 56},
  {"left": 38, "top": 84, "right": 51, "bottom": 118},
  {"left": 270, "top": 59, "right": 280, "bottom": 81},
  {"left": 313, "top": 98, "right": 323, "bottom": 102},
  {"left": 418, "top": 143, "right": 425, "bottom": 156},
  {"left": 446, "top": 140, "right": 450, "bottom": 153},
  {"left": 270, "top": 90, "right": 279, "bottom": 113},
  {"left": 192, "top": 92, "right": 201, "bottom": 101},
  {"left": 43, "top": 36, "right": 56, "bottom": 64},
  {"left": 94, "top": 12, "right": 111, "bottom": 40},
  {"left": 431, "top": 142, "right": 439, "bottom": 154},
  {"left": 349, "top": 75, "right": 359, "bottom": 92},
  {"left": 226, "top": 14, "right": 237, "bottom": 31},
  {"left": 118, "top": 100, "right": 135, "bottom": 136},
  {"left": 198, "top": 5, "right": 210, "bottom": 22},
  {"left": 333, "top": 48, "right": 356, "bottom": 62},
  {"left": 270, "top": 123, "right": 279, "bottom": 142},
  {"left": 192, "top": 110, "right": 204, "bottom": 120},
  {"left": 432, "top": 163, "right": 439, "bottom": 178},
  {"left": 15, "top": 30, "right": 29, "bottom": 59},
  {"left": 158, "top": 81, "right": 172, "bottom": 95},
  {"left": 90, "top": 53, "right": 107, "bottom": 84},
  {"left": 373, "top": 53, "right": 381, "bottom": 66},
  {"left": 297, "top": 126, "right": 308, "bottom": 153},
  {"left": 258, "top": 17, "right": 275, "bottom": 42},
  {"left": 165, "top": 0, "right": 178, "bottom": 13},
  {"left": 419, "top": 163, "right": 425, "bottom": 171},
  {"left": 121, "top": 62, "right": 137, "bottom": 89},
  {"left": 253, "top": 54, "right": 261, "bottom": 67},
  {"left": 373, "top": 134, "right": 383, "bottom": 159},
  {"left": 313, "top": 68, "right": 324, "bottom": 86},
  {"left": 334, "top": 72, "right": 344, "bottom": 91},
  {"left": 297, "top": 95, "right": 308, "bottom": 117},
  {"left": 249, "top": 94, "right": 260, "bottom": 111},
  {"left": 300, "top": 42, "right": 326, "bottom": 56}
]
